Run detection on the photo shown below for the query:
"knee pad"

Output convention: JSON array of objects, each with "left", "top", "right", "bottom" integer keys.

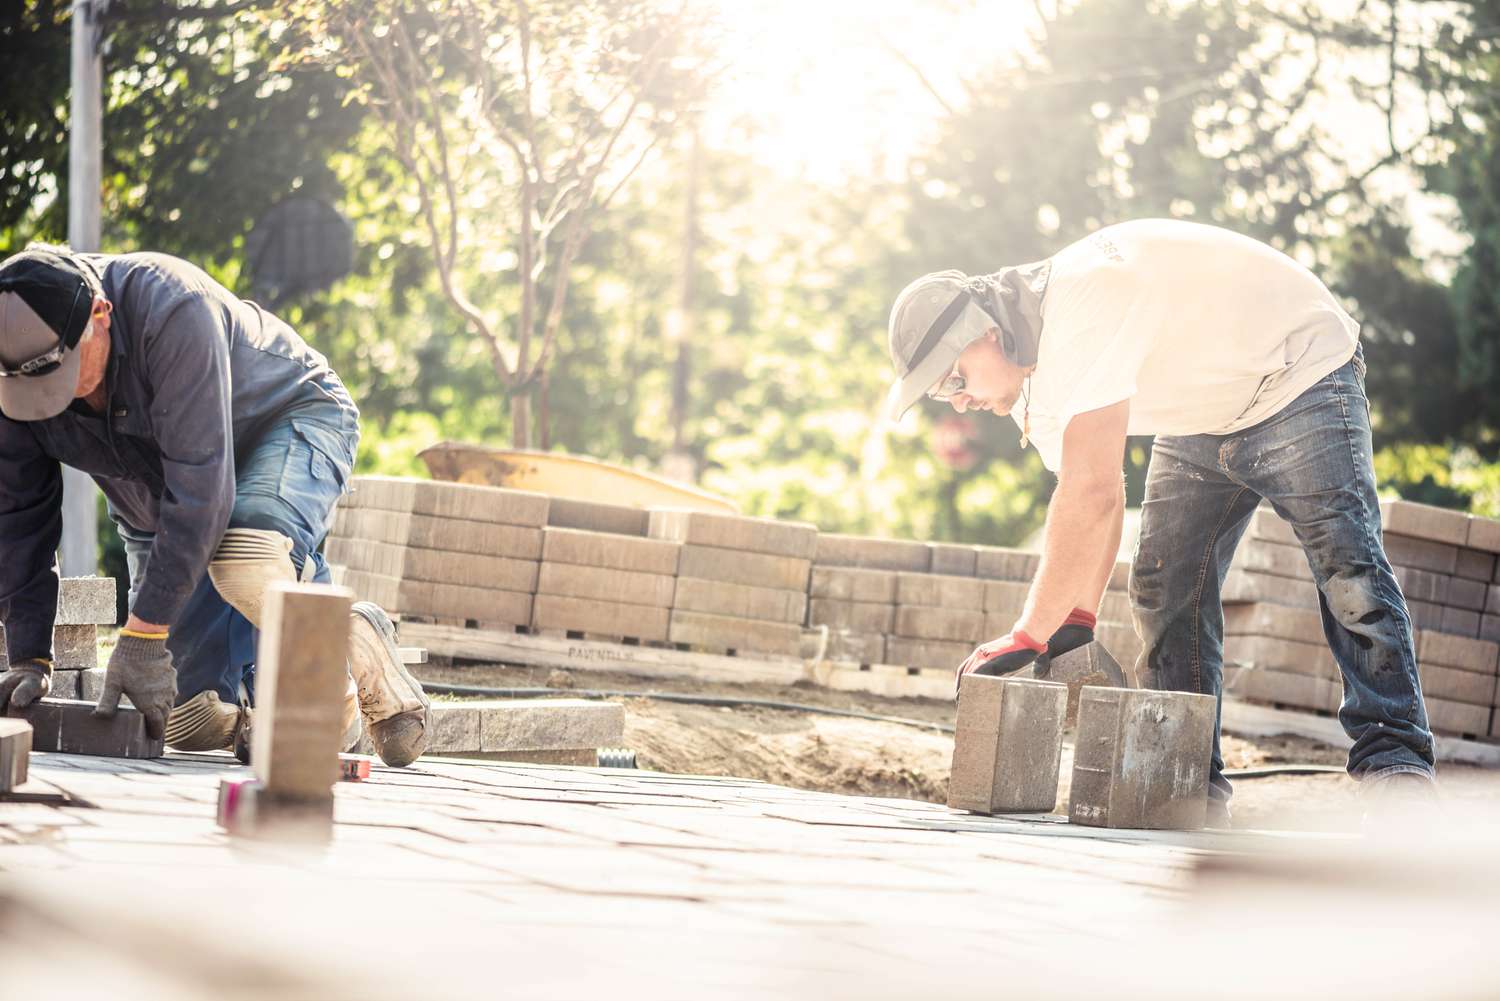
[
  {"left": 165, "top": 690, "right": 246, "bottom": 752},
  {"left": 208, "top": 528, "right": 302, "bottom": 629}
]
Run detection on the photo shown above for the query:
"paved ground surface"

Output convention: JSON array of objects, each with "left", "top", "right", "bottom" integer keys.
[{"left": 0, "top": 747, "right": 1333, "bottom": 998}]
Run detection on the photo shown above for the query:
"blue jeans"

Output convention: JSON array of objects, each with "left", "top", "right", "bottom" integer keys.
[
  {"left": 1130, "top": 345, "right": 1434, "bottom": 806},
  {"left": 119, "top": 400, "right": 358, "bottom": 706}
]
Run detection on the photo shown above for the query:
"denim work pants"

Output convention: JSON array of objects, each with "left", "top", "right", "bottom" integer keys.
[
  {"left": 1130, "top": 345, "right": 1435, "bottom": 806},
  {"left": 119, "top": 401, "right": 358, "bottom": 706}
]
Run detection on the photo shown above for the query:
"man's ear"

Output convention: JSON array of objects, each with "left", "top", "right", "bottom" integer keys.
[{"left": 91, "top": 295, "right": 112, "bottom": 319}]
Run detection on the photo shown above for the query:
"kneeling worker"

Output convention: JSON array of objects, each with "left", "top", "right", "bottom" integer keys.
[{"left": 0, "top": 245, "right": 430, "bottom": 766}]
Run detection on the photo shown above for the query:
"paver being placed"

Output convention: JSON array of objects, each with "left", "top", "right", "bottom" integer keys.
[
  {"left": 648, "top": 509, "right": 818, "bottom": 560},
  {"left": 1070, "top": 687, "right": 1216, "bottom": 830},
  {"left": 54, "top": 576, "right": 117, "bottom": 627},
  {"left": 949, "top": 676, "right": 1067, "bottom": 815},
  {"left": 0, "top": 718, "right": 30, "bottom": 792},
  {"left": 18, "top": 698, "right": 163, "bottom": 759}
]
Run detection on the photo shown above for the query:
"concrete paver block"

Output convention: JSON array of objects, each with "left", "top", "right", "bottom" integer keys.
[
  {"left": 808, "top": 566, "right": 898, "bottom": 604},
  {"left": 892, "top": 606, "right": 986, "bottom": 644},
  {"left": 427, "top": 704, "right": 482, "bottom": 753},
  {"left": 47, "top": 670, "right": 82, "bottom": 700},
  {"left": 813, "top": 534, "right": 930, "bottom": 572},
  {"left": 667, "top": 610, "right": 802, "bottom": 657},
  {"left": 347, "top": 476, "right": 550, "bottom": 526},
  {"left": 1096, "top": 624, "right": 1143, "bottom": 686},
  {"left": 800, "top": 629, "right": 885, "bottom": 664},
  {"left": 0, "top": 718, "right": 31, "bottom": 792},
  {"left": 55, "top": 576, "right": 117, "bottom": 626},
  {"left": 326, "top": 539, "right": 540, "bottom": 593},
  {"left": 1392, "top": 565, "right": 1449, "bottom": 605},
  {"left": 18, "top": 698, "right": 164, "bottom": 758},
  {"left": 332, "top": 508, "right": 543, "bottom": 559},
  {"left": 1455, "top": 547, "right": 1497, "bottom": 582},
  {"left": 1108, "top": 560, "right": 1131, "bottom": 592},
  {"left": 1440, "top": 606, "right": 1481, "bottom": 638},
  {"left": 648, "top": 509, "right": 817, "bottom": 560},
  {"left": 1426, "top": 695, "right": 1491, "bottom": 737},
  {"left": 982, "top": 579, "right": 1030, "bottom": 615},
  {"left": 1466, "top": 513, "right": 1500, "bottom": 554},
  {"left": 1417, "top": 630, "right": 1499, "bottom": 673},
  {"left": 252, "top": 583, "right": 354, "bottom": 801},
  {"left": 948, "top": 676, "right": 1067, "bottom": 814},
  {"left": 476, "top": 699, "right": 625, "bottom": 752},
  {"left": 973, "top": 547, "right": 1039, "bottom": 581},
  {"left": 1419, "top": 664, "right": 1495, "bottom": 706},
  {"left": 676, "top": 545, "right": 811, "bottom": 592},
  {"left": 1447, "top": 577, "right": 1488, "bottom": 612},
  {"left": 1, "top": 623, "right": 97, "bottom": 673},
  {"left": 884, "top": 635, "right": 972, "bottom": 672},
  {"left": 541, "top": 528, "right": 681, "bottom": 576},
  {"left": 1223, "top": 603, "right": 1325, "bottom": 645},
  {"left": 927, "top": 544, "right": 978, "bottom": 577},
  {"left": 807, "top": 599, "right": 895, "bottom": 634},
  {"left": 1408, "top": 599, "right": 1444, "bottom": 632},
  {"left": 1098, "top": 591, "right": 1133, "bottom": 624},
  {"left": 547, "top": 497, "right": 650, "bottom": 536},
  {"left": 1222, "top": 570, "right": 1320, "bottom": 608},
  {"left": 1249, "top": 506, "right": 1300, "bottom": 546},
  {"left": 1069, "top": 687, "right": 1216, "bottom": 830},
  {"left": 672, "top": 577, "right": 807, "bottom": 624},
  {"left": 79, "top": 667, "right": 110, "bottom": 703},
  {"left": 1232, "top": 541, "right": 1313, "bottom": 581},
  {"left": 1223, "top": 634, "right": 1339, "bottom": 680},
  {"left": 895, "top": 573, "right": 986, "bottom": 610},
  {"left": 1231, "top": 668, "right": 1339, "bottom": 714},
  {"left": 538, "top": 562, "right": 676, "bottom": 608},
  {"left": 1483, "top": 614, "right": 1500, "bottom": 644},
  {"left": 1380, "top": 499, "right": 1471, "bottom": 547},
  {"left": 531, "top": 594, "right": 670, "bottom": 642},
  {"left": 1382, "top": 534, "right": 1459, "bottom": 576}
]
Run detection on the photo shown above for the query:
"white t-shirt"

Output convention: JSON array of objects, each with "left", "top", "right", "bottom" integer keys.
[{"left": 1018, "top": 219, "right": 1360, "bottom": 471}]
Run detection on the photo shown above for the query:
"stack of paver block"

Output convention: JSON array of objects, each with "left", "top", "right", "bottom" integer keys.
[
  {"left": 325, "top": 476, "right": 548, "bottom": 630},
  {"left": 806, "top": 534, "right": 928, "bottom": 667},
  {"left": 531, "top": 527, "right": 682, "bottom": 642},
  {"left": 0, "top": 577, "right": 115, "bottom": 700},
  {"left": 651, "top": 510, "right": 815, "bottom": 658},
  {"left": 1223, "top": 500, "right": 1500, "bottom": 739}
]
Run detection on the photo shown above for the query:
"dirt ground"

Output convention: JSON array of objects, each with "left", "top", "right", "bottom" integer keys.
[{"left": 418, "top": 660, "right": 1500, "bottom": 832}]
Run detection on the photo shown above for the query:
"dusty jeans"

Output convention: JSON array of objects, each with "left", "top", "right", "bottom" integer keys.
[
  {"left": 119, "top": 398, "right": 359, "bottom": 706},
  {"left": 1130, "top": 344, "right": 1435, "bottom": 806}
]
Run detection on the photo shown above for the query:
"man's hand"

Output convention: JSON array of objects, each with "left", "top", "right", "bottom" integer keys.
[
  {"left": 0, "top": 659, "right": 51, "bottom": 714},
  {"left": 93, "top": 631, "right": 176, "bottom": 740},
  {"left": 955, "top": 630, "right": 1047, "bottom": 697},
  {"left": 1046, "top": 608, "right": 1097, "bottom": 660}
]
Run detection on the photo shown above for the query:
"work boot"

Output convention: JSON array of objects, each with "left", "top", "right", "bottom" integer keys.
[
  {"left": 1205, "top": 797, "right": 1233, "bottom": 830},
  {"left": 347, "top": 601, "right": 430, "bottom": 767},
  {"left": 1361, "top": 770, "right": 1438, "bottom": 832},
  {"left": 340, "top": 673, "right": 363, "bottom": 752},
  {"left": 165, "top": 690, "right": 248, "bottom": 753}
]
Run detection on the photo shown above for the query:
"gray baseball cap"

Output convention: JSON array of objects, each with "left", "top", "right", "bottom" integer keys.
[
  {"left": 0, "top": 247, "right": 98, "bottom": 421},
  {"left": 884, "top": 270, "right": 999, "bottom": 423}
]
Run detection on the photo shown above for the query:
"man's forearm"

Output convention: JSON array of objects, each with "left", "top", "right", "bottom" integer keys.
[{"left": 1015, "top": 478, "right": 1125, "bottom": 640}]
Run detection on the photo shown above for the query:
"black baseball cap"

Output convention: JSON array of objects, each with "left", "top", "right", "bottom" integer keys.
[{"left": 0, "top": 246, "right": 101, "bottom": 420}]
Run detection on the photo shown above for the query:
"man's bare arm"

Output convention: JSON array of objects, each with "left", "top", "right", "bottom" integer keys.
[{"left": 1015, "top": 400, "right": 1130, "bottom": 641}]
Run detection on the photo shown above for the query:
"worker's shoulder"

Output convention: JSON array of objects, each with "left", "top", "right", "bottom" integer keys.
[{"left": 99, "top": 251, "right": 220, "bottom": 294}]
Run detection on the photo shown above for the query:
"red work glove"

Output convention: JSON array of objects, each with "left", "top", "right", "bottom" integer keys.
[
  {"left": 955, "top": 630, "right": 1047, "bottom": 697},
  {"left": 1047, "top": 608, "right": 1096, "bottom": 660}
]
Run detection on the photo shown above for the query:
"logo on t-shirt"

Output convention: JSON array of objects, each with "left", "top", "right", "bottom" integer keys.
[{"left": 1089, "top": 233, "right": 1124, "bottom": 263}]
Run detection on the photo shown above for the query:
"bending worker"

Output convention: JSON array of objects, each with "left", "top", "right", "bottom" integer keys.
[
  {"left": 885, "top": 218, "right": 1434, "bottom": 826},
  {"left": 0, "top": 245, "right": 430, "bottom": 766}
]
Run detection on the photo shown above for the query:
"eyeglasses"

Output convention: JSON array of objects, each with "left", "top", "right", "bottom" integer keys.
[
  {"left": 927, "top": 363, "right": 965, "bottom": 402},
  {"left": 0, "top": 281, "right": 85, "bottom": 379}
]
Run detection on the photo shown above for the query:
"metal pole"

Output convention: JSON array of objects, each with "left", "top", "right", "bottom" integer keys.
[{"left": 61, "top": 0, "right": 102, "bottom": 577}]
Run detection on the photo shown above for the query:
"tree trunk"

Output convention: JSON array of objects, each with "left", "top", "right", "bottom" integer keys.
[
  {"left": 510, "top": 393, "right": 532, "bottom": 449},
  {"left": 537, "top": 371, "right": 551, "bottom": 450}
]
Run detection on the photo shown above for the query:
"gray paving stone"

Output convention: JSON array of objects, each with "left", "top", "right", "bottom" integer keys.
[
  {"left": 541, "top": 527, "right": 681, "bottom": 575},
  {"left": 1441, "top": 606, "right": 1481, "bottom": 637},
  {"left": 892, "top": 606, "right": 986, "bottom": 644},
  {"left": 677, "top": 545, "right": 811, "bottom": 592},
  {"left": 17, "top": 698, "right": 163, "bottom": 759},
  {"left": 1222, "top": 634, "right": 1338, "bottom": 680},
  {"left": 807, "top": 599, "right": 895, "bottom": 634},
  {"left": 1426, "top": 695, "right": 1491, "bottom": 737},
  {"left": 1248, "top": 507, "right": 1299, "bottom": 546},
  {"left": 1418, "top": 664, "right": 1495, "bottom": 706},
  {"left": 983, "top": 579, "right": 1030, "bottom": 615},
  {"left": 428, "top": 704, "right": 482, "bottom": 753},
  {"left": 1382, "top": 534, "right": 1459, "bottom": 576},
  {"left": 0, "top": 718, "right": 30, "bottom": 792},
  {"left": 538, "top": 562, "right": 676, "bottom": 608},
  {"left": 895, "top": 573, "right": 985, "bottom": 610},
  {"left": 949, "top": 676, "right": 1066, "bottom": 814},
  {"left": 667, "top": 610, "right": 803, "bottom": 656},
  {"left": 1417, "top": 630, "right": 1499, "bottom": 673},
  {"left": 1447, "top": 577, "right": 1488, "bottom": 613},
  {"left": 474, "top": 699, "right": 624, "bottom": 752},
  {"left": 800, "top": 630, "right": 886, "bottom": 665},
  {"left": 648, "top": 509, "right": 817, "bottom": 560},
  {"left": 332, "top": 507, "right": 543, "bottom": 559},
  {"left": 55, "top": 577, "right": 117, "bottom": 626},
  {"left": 1223, "top": 603, "right": 1326, "bottom": 646},
  {"left": 672, "top": 577, "right": 807, "bottom": 624},
  {"left": 1380, "top": 499, "right": 1471, "bottom": 547},
  {"left": 1393, "top": 565, "right": 1450, "bottom": 605},
  {"left": 325, "top": 539, "right": 540, "bottom": 592},
  {"left": 1231, "top": 668, "right": 1339, "bottom": 713},
  {"left": 346, "top": 476, "right": 550, "bottom": 527},
  {"left": 1069, "top": 688, "right": 1215, "bottom": 830},
  {"left": 1455, "top": 547, "right": 1496, "bottom": 582},
  {"left": 813, "top": 534, "right": 930, "bottom": 572},
  {"left": 973, "top": 547, "right": 1039, "bottom": 581},
  {"left": 884, "top": 635, "right": 972, "bottom": 672},
  {"left": 1467, "top": 513, "right": 1500, "bottom": 554},
  {"left": 1232, "top": 541, "right": 1312, "bottom": 581},
  {"left": 808, "top": 566, "right": 898, "bottom": 604},
  {"left": 1222, "top": 570, "right": 1320, "bottom": 608},
  {"left": 547, "top": 497, "right": 650, "bottom": 536},
  {"left": 927, "top": 544, "right": 978, "bottom": 577},
  {"left": 47, "top": 670, "right": 82, "bottom": 700},
  {"left": 531, "top": 594, "right": 670, "bottom": 642}
]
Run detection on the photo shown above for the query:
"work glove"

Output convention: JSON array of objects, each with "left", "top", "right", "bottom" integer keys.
[
  {"left": 955, "top": 630, "right": 1047, "bottom": 697},
  {"left": 93, "top": 631, "right": 177, "bottom": 740},
  {"left": 0, "top": 659, "right": 51, "bottom": 714},
  {"left": 1046, "top": 608, "right": 1097, "bottom": 661}
]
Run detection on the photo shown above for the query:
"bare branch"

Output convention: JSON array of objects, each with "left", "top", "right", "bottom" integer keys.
[{"left": 878, "top": 34, "right": 959, "bottom": 117}]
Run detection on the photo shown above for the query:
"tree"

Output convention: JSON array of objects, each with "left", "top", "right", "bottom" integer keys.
[{"left": 289, "top": 0, "right": 714, "bottom": 447}]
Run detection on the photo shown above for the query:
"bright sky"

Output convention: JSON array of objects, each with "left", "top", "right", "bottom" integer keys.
[{"left": 704, "top": 0, "right": 1039, "bottom": 183}]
